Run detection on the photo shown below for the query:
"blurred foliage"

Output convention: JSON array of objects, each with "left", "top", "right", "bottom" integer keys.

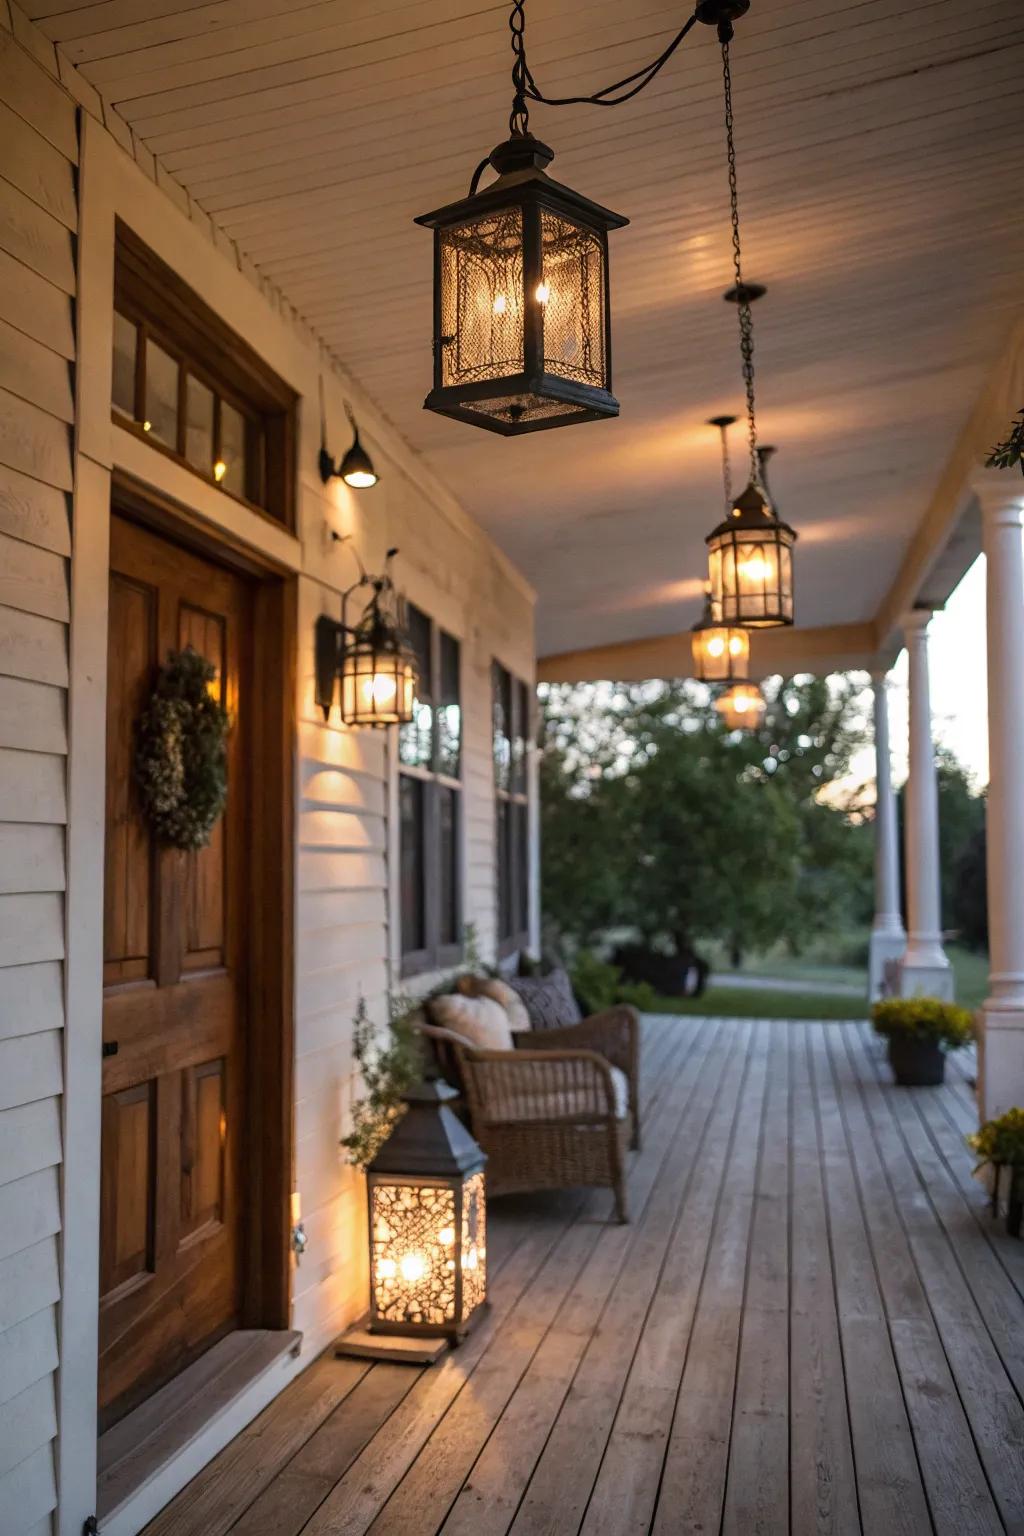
[
  {"left": 897, "top": 746, "right": 987, "bottom": 947},
  {"left": 540, "top": 675, "right": 873, "bottom": 966}
]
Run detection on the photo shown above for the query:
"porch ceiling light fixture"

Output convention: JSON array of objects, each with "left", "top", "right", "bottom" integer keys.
[
  {"left": 314, "top": 548, "right": 417, "bottom": 728},
  {"left": 415, "top": 0, "right": 751, "bottom": 435},
  {"left": 691, "top": 417, "right": 750, "bottom": 682},
  {"left": 715, "top": 680, "right": 766, "bottom": 731},
  {"left": 704, "top": 22, "right": 796, "bottom": 627}
]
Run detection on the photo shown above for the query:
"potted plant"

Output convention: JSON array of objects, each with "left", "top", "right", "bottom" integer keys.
[
  {"left": 968, "top": 1108, "right": 1024, "bottom": 1237},
  {"left": 870, "top": 997, "right": 973, "bottom": 1086}
]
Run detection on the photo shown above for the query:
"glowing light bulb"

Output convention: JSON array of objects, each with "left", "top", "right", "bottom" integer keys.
[
  {"left": 376, "top": 1258, "right": 397, "bottom": 1280},
  {"left": 739, "top": 556, "right": 772, "bottom": 582},
  {"left": 343, "top": 469, "right": 377, "bottom": 489},
  {"left": 360, "top": 673, "right": 398, "bottom": 710},
  {"left": 438, "top": 1227, "right": 455, "bottom": 1247},
  {"left": 535, "top": 282, "right": 550, "bottom": 305},
  {"left": 706, "top": 636, "right": 726, "bottom": 658},
  {"left": 213, "top": 459, "right": 227, "bottom": 482},
  {"left": 492, "top": 293, "right": 507, "bottom": 315},
  {"left": 143, "top": 420, "right": 152, "bottom": 433},
  {"left": 399, "top": 1252, "right": 427, "bottom": 1283},
  {"left": 729, "top": 635, "right": 745, "bottom": 656}
]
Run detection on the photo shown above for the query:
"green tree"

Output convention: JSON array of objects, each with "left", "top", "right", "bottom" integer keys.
[{"left": 541, "top": 675, "right": 870, "bottom": 964}]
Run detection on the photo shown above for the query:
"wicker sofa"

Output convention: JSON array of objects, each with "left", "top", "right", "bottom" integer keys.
[{"left": 417, "top": 984, "right": 639, "bottom": 1223}]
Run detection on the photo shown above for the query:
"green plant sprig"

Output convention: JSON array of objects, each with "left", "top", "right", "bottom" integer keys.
[
  {"left": 968, "top": 1107, "right": 1024, "bottom": 1169},
  {"left": 986, "top": 408, "right": 1024, "bottom": 474},
  {"left": 870, "top": 996, "right": 973, "bottom": 1051}
]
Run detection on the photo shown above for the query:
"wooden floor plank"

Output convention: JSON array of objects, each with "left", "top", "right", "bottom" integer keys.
[
  {"left": 823, "top": 1025, "right": 1004, "bottom": 1536},
  {"left": 788, "top": 1024, "right": 860, "bottom": 1536},
  {"left": 143, "top": 1018, "right": 1024, "bottom": 1536},
  {"left": 808, "top": 1022, "right": 934, "bottom": 1536},
  {"left": 649, "top": 1020, "right": 773, "bottom": 1536}
]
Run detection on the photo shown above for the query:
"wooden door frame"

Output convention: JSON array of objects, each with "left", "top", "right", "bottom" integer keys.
[{"left": 109, "top": 471, "right": 297, "bottom": 1333}]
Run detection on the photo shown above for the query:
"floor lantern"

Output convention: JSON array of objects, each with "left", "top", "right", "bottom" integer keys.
[{"left": 337, "top": 1077, "right": 488, "bottom": 1364}]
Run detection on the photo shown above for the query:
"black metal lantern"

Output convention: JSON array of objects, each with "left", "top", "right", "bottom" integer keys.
[
  {"left": 706, "top": 482, "right": 796, "bottom": 628},
  {"left": 314, "top": 550, "right": 417, "bottom": 728},
  {"left": 415, "top": 133, "right": 628, "bottom": 434},
  {"left": 366, "top": 1078, "right": 487, "bottom": 1342},
  {"left": 691, "top": 585, "right": 750, "bottom": 682}
]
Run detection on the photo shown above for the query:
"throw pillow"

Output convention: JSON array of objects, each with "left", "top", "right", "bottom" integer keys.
[
  {"left": 428, "top": 992, "right": 514, "bottom": 1052},
  {"left": 507, "top": 967, "right": 583, "bottom": 1031}
]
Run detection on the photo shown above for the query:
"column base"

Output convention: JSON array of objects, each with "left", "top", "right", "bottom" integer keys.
[
  {"left": 977, "top": 1005, "right": 1024, "bottom": 1121},
  {"left": 868, "top": 928, "right": 906, "bottom": 1001},
  {"left": 896, "top": 955, "right": 954, "bottom": 1001}
]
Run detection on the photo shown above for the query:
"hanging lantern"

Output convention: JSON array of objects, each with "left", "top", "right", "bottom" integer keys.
[
  {"left": 366, "top": 1078, "right": 488, "bottom": 1343},
  {"left": 715, "top": 681, "right": 766, "bottom": 731},
  {"left": 314, "top": 550, "right": 417, "bottom": 728},
  {"left": 415, "top": 134, "right": 627, "bottom": 435},
  {"left": 691, "top": 586, "right": 750, "bottom": 682},
  {"left": 704, "top": 25, "right": 796, "bottom": 626}
]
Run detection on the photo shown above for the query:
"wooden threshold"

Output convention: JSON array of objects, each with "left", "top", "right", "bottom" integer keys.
[{"left": 98, "top": 1328, "right": 301, "bottom": 1536}]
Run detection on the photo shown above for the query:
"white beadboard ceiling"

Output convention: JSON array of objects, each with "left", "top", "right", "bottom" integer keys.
[{"left": 31, "top": 0, "right": 1024, "bottom": 656}]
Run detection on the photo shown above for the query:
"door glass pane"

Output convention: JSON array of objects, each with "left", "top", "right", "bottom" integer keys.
[
  {"left": 112, "top": 311, "right": 137, "bottom": 418},
  {"left": 144, "top": 340, "right": 178, "bottom": 449},
  {"left": 437, "top": 631, "right": 461, "bottom": 778},
  {"left": 400, "top": 775, "right": 426, "bottom": 956},
  {"left": 439, "top": 786, "right": 459, "bottom": 946},
  {"left": 184, "top": 376, "right": 215, "bottom": 474},
  {"left": 219, "top": 400, "right": 247, "bottom": 498}
]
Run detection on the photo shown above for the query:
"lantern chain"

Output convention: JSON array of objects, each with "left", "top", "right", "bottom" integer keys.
[
  {"left": 722, "top": 38, "right": 759, "bottom": 486},
  {"left": 508, "top": 0, "right": 700, "bottom": 119}
]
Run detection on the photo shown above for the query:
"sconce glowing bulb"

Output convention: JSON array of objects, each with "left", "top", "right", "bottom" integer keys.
[
  {"left": 213, "top": 459, "right": 227, "bottom": 483},
  {"left": 706, "top": 635, "right": 726, "bottom": 658}
]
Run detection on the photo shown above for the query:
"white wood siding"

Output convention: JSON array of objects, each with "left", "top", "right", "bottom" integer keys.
[{"left": 0, "top": 22, "right": 73, "bottom": 1536}]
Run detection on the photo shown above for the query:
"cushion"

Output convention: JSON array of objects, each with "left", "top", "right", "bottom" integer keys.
[
  {"left": 457, "top": 974, "right": 532, "bottom": 1033},
  {"left": 490, "top": 1064, "right": 629, "bottom": 1123},
  {"left": 428, "top": 992, "right": 514, "bottom": 1052},
  {"left": 507, "top": 967, "right": 583, "bottom": 1031}
]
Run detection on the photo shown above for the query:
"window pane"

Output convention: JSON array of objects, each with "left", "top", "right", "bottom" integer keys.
[
  {"left": 184, "top": 376, "right": 215, "bottom": 474},
  {"left": 437, "top": 631, "right": 461, "bottom": 778},
  {"left": 493, "top": 664, "right": 511, "bottom": 790},
  {"left": 400, "top": 775, "right": 425, "bottom": 956},
  {"left": 219, "top": 400, "right": 247, "bottom": 498},
  {"left": 439, "top": 786, "right": 459, "bottom": 947},
  {"left": 144, "top": 339, "right": 178, "bottom": 448},
  {"left": 515, "top": 801, "right": 529, "bottom": 937},
  {"left": 496, "top": 799, "right": 511, "bottom": 942},
  {"left": 399, "top": 605, "right": 434, "bottom": 768},
  {"left": 513, "top": 679, "right": 529, "bottom": 793},
  {"left": 112, "top": 311, "right": 137, "bottom": 417}
]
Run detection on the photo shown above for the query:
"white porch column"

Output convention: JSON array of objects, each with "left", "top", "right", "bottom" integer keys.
[
  {"left": 978, "top": 473, "right": 1024, "bottom": 1118},
  {"left": 897, "top": 610, "right": 953, "bottom": 999},
  {"left": 868, "top": 672, "right": 906, "bottom": 999}
]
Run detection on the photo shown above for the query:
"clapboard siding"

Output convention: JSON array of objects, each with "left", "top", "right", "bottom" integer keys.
[{"left": 0, "top": 25, "right": 73, "bottom": 1536}]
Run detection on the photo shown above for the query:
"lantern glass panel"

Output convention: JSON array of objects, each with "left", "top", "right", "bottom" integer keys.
[
  {"left": 708, "top": 524, "right": 795, "bottom": 627},
  {"left": 369, "top": 1172, "right": 487, "bottom": 1334},
  {"left": 539, "top": 210, "right": 606, "bottom": 390},
  {"left": 460, "top": 1171, "right": 487, "bottom": 1318},
  {"left": 341, "top": 640, "right": 416, "bottom": 727},
  {"left": 440, "top": 209, "right": 524, "bottom": 390}
]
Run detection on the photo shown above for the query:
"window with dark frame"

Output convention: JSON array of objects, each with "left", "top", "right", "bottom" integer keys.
[
  {"left": 493, "top": 662, "right": 531, "bottom": 954},
  {"left": 398, "top": 606, "right": 463, "bottom": 974},
  {"left": 111, "top": 224, "right": 296, "bottom": 529}
]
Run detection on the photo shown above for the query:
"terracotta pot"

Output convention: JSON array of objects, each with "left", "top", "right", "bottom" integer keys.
[{"left": 887, "top": 1035, "right": 945, "bottom": 1087}]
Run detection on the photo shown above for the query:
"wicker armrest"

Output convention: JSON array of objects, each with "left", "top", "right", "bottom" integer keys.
[
  {"left": 460, "top": 1046, "right": 620, "bottom": 1126},
  {"left": 517, "top": 1006, "right": 640, "bottom": 1148}
]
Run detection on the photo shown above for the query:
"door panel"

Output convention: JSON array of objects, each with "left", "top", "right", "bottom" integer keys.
[{"left": 99, "top": 512, "right": 251, "bottom": 1427}]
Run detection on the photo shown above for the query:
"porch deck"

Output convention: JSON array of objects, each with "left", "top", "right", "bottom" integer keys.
[{"left": 145, "top": 1015, "right": 1024, "bottom": 1536}]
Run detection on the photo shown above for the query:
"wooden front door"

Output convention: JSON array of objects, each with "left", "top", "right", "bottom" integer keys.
[{"left": 99, "top": 512, "right": 252, "bottom": 1425}]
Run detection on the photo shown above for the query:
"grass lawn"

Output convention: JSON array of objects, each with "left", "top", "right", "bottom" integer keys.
[{"left": 647, "top": 985, "right": 869, "bottom": 1021}]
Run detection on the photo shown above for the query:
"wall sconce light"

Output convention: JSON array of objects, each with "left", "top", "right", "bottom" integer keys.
[
  {"left": 319, "top": 377, "right": 379, "bottom": 488},
  {"left": 314, "top": 548, "right": 417, "bottom": 728},
  {"left": 336, "top": 1075, "right": 488, "bottom": 1365}
]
